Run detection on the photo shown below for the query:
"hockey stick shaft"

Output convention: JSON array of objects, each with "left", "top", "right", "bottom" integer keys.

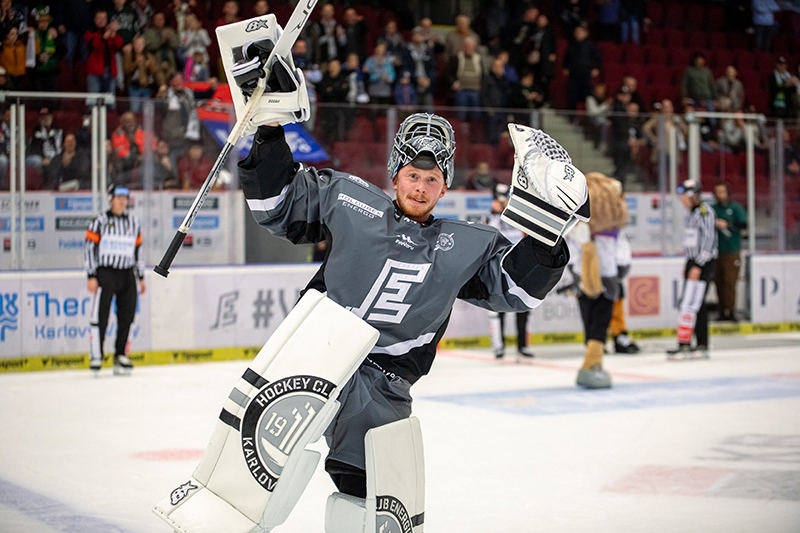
[{"left": 154, "top": 1, "right": 318, "bottom": 278}]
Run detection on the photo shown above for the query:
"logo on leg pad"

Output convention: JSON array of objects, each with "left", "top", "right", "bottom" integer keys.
[{"left": 240, "top": 375, "right": 336, "bottom": 491}]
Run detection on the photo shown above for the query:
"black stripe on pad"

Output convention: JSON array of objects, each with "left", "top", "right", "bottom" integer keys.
[
  {"left": 513, "top": 186, "right": 570, "bottom": 220},
  {"left": 412, "top": 512, "right": 424, "bottom": 527},
  {"left": 219, "top": 408, "right": 241, "bottom": 431},
  {"left": 242, "top": 368, "right": 268, "bottom": 389},
  {"left": 504, "top": 209, "right": 559, "bottom": 243}
]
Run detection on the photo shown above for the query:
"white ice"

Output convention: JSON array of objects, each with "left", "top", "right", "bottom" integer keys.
[{"left": 1, "top": 336, "right": 799, "bottom": 532}]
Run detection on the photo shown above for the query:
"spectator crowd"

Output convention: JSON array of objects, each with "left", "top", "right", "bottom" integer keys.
[{"left": 0, "top": 0, "right": 799, "bottom": 193}]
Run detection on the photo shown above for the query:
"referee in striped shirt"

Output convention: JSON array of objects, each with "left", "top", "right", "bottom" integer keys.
[
  {"left": 669, "top": 179, "right": 718, "bottom": 357},
  {"left": 84, "top": 184, "right": 146, "bottom": 373}
]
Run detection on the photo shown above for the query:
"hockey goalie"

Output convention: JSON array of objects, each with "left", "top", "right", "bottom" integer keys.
[{"left": 154, "top": 12, "right": 589, "bottom": 533}]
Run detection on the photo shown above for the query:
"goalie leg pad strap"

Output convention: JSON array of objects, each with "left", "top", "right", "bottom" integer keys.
[
  {"left": 677, "top": 279, "right": 706, "bottom": 343},
  {"left": 153, "top": 289, "right": 379, "bottom": 533}
]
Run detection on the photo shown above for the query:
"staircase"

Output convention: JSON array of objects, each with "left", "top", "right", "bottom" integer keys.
[{"left": 537, "top": 109, "right": 616, "bottom": 180}]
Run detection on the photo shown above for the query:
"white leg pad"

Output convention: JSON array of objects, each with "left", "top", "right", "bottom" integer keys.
[
  {"left": 324, "top": 417, "right": 425, "bottom": 533},
  {"left": 153, "top": 289, "right": 379, "bottom": 533},
  {"left": 366, "top": 417, "right": 425, "bottom": 533}
]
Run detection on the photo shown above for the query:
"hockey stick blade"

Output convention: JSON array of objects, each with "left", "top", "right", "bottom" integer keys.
[{"left": 154, "top": 1, "right": 318, "bottom": 278}]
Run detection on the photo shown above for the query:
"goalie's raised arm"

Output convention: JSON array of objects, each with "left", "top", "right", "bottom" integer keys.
[{"left": 502, "top": 123, "right": 591, "bottom": 248}]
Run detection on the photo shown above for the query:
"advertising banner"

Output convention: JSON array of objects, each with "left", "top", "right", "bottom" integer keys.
[
  {"left": 750, "top": 255, "right": 800, "bottom": 324},
  {"left": 0, "top": 271, "right": 151, "bottom": 360}
]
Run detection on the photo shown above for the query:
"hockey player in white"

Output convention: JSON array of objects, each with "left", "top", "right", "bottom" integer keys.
[{"left": 154, "top": 14, "right": 589, "bottom": 532}]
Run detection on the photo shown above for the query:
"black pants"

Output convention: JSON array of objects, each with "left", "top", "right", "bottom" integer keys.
[
  {"left": 497, "top": 311, "right": 530, "bottom": 350},
  {"left": 578, "top": 294, "right": 614, "bottom": 343},
  {"left": 682, "top": 260, "right": 716, "bottom": 347},
  {"left": 90, "top": 267, "right": 138, "bottom": 357}
]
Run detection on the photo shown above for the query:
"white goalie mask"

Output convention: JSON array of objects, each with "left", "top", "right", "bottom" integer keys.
[{"left": 388, "top": 113, "right": 456, "bottom": 186}]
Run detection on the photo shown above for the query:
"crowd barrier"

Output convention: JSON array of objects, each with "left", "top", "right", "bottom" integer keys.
[{"left": 1, "top": 254, "right": 798, "bottom": 373}]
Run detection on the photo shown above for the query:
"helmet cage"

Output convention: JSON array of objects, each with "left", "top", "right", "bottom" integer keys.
[{"left": 388, "top": 113, "right": 456, "bottom": 186}]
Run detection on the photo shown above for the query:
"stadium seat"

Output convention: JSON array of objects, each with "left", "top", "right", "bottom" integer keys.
[
  {"left": 332, "top": 142, "right": 368, "bottom": 168},
  {"left": 685, "top": 4, "right": 707, "bottom": 30},
  {"left": 669, "top": 48, "right": 693, "bottom": 68},
  {"left": 706, "top": 5, "right": 726, "bottom": 31},
  {"left": 686, "top": 30, "right": 708, "bottom": 50},
  {"left": 646, "top": 27, "right": 666, "bottom": 47},
  {"left": 728, "top": 33, "right": 752, "bottom": 50},
  {"left": 708, "top": 32, "right": 729, "bottom": 53},
  {"left": 647, "top": 1, "right": 665, "bottom": 27},
  {"left": 623, "top": 44, "right": 645, "bottom": 64},
  {"left": 734, "top": 50, "right": 757, "bottom": 71},
  {"left": 737, "top": 69, "right": 762, "bottom": 93},
  {"left": 648, "top": 66, "right": 673, "bottom": 88},
  {"left": 345, "top": 116, "right": 376, "bottom": 143},
  {"left": 598, "top": 42, "right": 622, "bottom": 65},
  {"left": 467, "top": 143, "right": 498, "bottom": 168},
  {"left": 720, "top": 152, "right": 742, "bottom": 180},
  {"left": 645, "top": 45, "right": 669, "bottom": 65},
  {"left": 664, "top": 28, "right": 686, "bottom": 49},
  {"left": 711, "top": 48, "right": 734, "bottom": 70},
  {"left": 665, "top": 3, "right": 687, "bottom": 28}
]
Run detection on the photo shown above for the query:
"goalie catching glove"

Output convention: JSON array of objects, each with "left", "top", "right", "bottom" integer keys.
[
  {"left": 218, "top": 16, "right": 310, "bottom": 132},
  {"left": 502, "top": 123, "right": 590, "bottom": 248}
]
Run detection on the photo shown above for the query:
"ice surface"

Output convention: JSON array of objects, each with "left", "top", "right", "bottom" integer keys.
[{"left": 1, "top": 335, "right": 799, "bottom": 532}]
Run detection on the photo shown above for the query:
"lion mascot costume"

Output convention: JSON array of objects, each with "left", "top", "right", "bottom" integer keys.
[{"left": 566, "top": 172, "right": 634, "bottom": 389}]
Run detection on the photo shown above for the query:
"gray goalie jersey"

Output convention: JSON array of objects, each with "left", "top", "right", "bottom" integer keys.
[{"left": 239, "top": 126, "right": 568, "bottom": 384}]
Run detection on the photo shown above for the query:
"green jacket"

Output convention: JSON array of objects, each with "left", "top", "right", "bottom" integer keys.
[{"left": 712, "top": 200, "right": 747, "bottom": 253}]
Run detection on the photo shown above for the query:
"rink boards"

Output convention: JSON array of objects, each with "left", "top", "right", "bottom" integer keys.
[{"left": 0, "top": 256, "right": 799, "bottom": 372}]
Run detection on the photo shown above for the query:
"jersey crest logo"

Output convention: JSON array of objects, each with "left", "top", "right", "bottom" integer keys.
[
  {"left": 434, "top": 232, "right": 454, "bottom": 251},
  {"left": 245, "top": 19, "right": 270, "bottom": 32},
  {"left": 350, "top": 259, "right": 430, "bottom": 324},
  {"left": 564, "top": 165, "right": 575, "bottom": 181}
]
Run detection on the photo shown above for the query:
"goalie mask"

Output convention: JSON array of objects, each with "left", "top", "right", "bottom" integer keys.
[{"left": 388, "top": 113, "right": 456, "bottom": 186}]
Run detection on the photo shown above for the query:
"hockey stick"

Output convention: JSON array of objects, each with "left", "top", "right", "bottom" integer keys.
[{"left": 154, "top": 0, "right": 318, "bottom": 278}]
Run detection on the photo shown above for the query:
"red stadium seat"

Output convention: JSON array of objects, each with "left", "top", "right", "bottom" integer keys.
[
  {"left": 664, "top": 3, "right": 687, "bottom": 27},
  {"left": 669, "top": 48, "right": 693, "bottom": 68},
  {"left": 664, "top": 28, "right": 686, "bottom": 48},
  {"left": 365, "top": 142, "right": 389, "bottom": 167},
  {"left": 720, "top": 152, "right": 742, "bottom": 180},
  {"left": 332, "top": 142, "right": 368, "bottom": 168},
  {"left": 706, "top": 5, "right": 726, "bottom": 31},
  {"left": 603, "top": 64, "right": 626, "bottom": 88},
  {"left": 646, "top": 27, "right": 666, "bottom": 47},
  {"left": 685, "top": 4, "right": 707, "bottom": 30},
  {"left": 467, "top": 143, "right": 498, "bottom": 168},
  {"left": 645, "top": 45, "right": 669, "bottom": 65},
  {"left": 708, "top": 32, "right": 729, "bottom": 52},
  {"left": 711, "top": 48, "right": 734, "bottom": 70},
  {"left": 734, "top": 50, "right": 757, "bottom": 71},
  {"left": 728, "top": 33, "right": 752, "bottom": 51},
  {"left": 648, "top": 1, "right": 665, "bottom": 27},
  {"left": 700, "top": 152, "right": 719, "bottom": 180},
  {"left": 737, "top": 69, "right": 763, "bottom": 93},
  {"left": 686, "top": 30, "right": 708, "bottom": 50},
  {"left": 345, "top": 116, "right": 376, "bottom": 143},
  {"left": 598, "top": 42, "right": 622, "bottom": 65},
  {"left": 648, "top": 65, "right": 674, "bottom": 87},
  {"left": 623, "top": 44, "right": 645, "bottom": 64}
]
